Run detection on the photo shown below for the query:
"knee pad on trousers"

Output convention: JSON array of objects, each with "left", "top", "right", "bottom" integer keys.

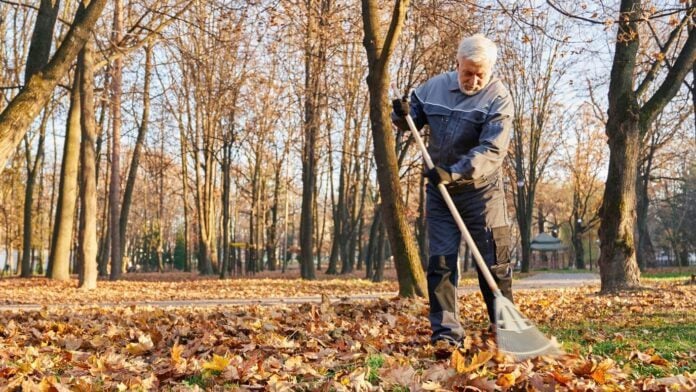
[{"left": 427, "top": 254, "right": 459, "bottom": 314}]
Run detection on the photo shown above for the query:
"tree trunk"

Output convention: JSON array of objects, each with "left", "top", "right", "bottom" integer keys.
[
  {"left": 267, "top": 163, "right": 282, "bottom": 271},
  {"left": 598, "top": 115, "right": 642, "bottom": 289},
  {"left": 636, "top": 169, "right": 656, "bottom": 269},
  {"left": 361, "top": 0, "right": 427, "bottom": 297},
  {"left": 365, "top": 204, "right": 381, "bottom": 280},
  {"left": 48, "top": 73, "right": 82, "bottom": 281},
  {"left": 372, "top": 223, "right": 386, "bottom": 282},
  {"left": 0, "top": 0, "right": 107, "bottom": 171},
  {"left": 21, "top": 113, "right": 48, "bottom": 277},
  {"left": 598, "top": 0, "right": 695, "bottom": 291},
  {"left": 20, "top": 0, "right": 60, "bottom": 277},
  {"left": 573, "top": 218, "right": 585, "bottom": 269},
  {"left": 178, "top": 122, "right": 191, "bottom": 273},
  {"left": 77, "top": 39, "right": 98, "bottom": 289},
  {"left": 119, "top": 45, "right": 152, "bottom": 264},
  {"left": 299, "top": 0, "right": 331, "bottom": 280},
  {"left": 220, "top": 143, "right": 231, "bottom": 278},
  {"left": 109, "top": 0, "right": 123, "bottom": 280}
]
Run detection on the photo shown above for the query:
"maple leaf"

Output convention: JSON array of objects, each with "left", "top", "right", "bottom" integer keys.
[
  {"left": 451, "top": 350, "right": 494, "bottom": 373},
  {"left": 202, "top": 354, "right": 231, "bottom": 373}
]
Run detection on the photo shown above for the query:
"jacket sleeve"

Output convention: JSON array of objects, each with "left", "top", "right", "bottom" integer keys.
[{"left": 449, "top": 93, "right": 513, "bottom": 180}]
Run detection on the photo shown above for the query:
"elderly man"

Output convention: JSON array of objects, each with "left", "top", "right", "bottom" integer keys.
[{"left": 392, "top": 34, "right": 514, "bottom": 350}]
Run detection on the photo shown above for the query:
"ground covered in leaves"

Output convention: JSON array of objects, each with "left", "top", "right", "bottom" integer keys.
[
  {"left": 0, "top": 272, "right": 404, "bottom": 305},
  {"left": 1, "top": 277, "right": 694, "bottom": 391}
]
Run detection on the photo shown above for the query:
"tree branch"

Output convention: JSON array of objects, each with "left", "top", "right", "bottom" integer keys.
[
  {"left": 641, "top": 23, "right": 696, "bottom": 125},
  {"left": 376, "top": 0, "right": 409, "bottom": 74},
  {"left": 635, "top": 11, "right": 691, "bottom": 99}
]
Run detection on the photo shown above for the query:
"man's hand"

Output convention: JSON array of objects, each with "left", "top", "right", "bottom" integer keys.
[
  {"left": 391, "top": 96, "right": 410, "bottom": 118},
  {"left": 424, "top": 166, "right": 461, "bottom": 185}
]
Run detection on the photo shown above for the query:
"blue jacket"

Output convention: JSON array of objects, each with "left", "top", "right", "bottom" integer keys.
[{"left": 403, "top": 71, "right": 513, "bottom": 184}]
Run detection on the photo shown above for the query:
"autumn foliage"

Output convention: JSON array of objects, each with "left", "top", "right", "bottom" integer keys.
[{"left": 1, "top": 276, "right": 694, "bottom": 390}]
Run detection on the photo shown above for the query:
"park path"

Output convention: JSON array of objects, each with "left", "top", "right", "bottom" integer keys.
[{"left": 0, "top": 272, "right": 600, "bottom": 312}]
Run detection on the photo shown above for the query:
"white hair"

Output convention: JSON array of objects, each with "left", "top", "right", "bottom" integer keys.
[{"left": 456, "top": 34, "right": 498, "bottom": 68}]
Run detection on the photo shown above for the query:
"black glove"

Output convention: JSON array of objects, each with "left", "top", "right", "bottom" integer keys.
[
  {"left": 391, "top": 96, "right": 410, "bottom": 118},
  {"left": 424, "top": 166, "right": 459, "bottom": 185}
]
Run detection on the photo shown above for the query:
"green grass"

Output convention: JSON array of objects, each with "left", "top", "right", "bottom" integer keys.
[
  {"left": 366, "top": 354, "right": 385, "bottom": 384},
  {"left": 183, "top": 374, "right": 207, "bottom": 388},
  {"left": 549, "top": 311, "right": 695, "bottom": 377},
  {"left": 641, "top": 270, "right": 695, "bottom": 280}
]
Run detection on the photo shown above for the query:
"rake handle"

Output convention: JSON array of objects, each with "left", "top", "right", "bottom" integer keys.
[{"left": 404, "top": 114, "right": 502, "bottom": 296}]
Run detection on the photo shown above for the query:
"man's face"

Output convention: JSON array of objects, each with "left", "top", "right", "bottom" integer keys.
[{"left": 457, "top": 57, "right": 491, "bottom": 96}]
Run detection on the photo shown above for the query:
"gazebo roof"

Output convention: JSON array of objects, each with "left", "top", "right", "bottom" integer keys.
[{"left": 530, "top": 232, "right": 566, "bottom": 251}]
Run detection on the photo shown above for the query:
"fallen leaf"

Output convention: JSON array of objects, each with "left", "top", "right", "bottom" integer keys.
[
  {"left": 451, "top": 350, "right": 494, "bottom": 373},
  {"left": 202, "top": 353, "right": 230, "bottom": 373}
]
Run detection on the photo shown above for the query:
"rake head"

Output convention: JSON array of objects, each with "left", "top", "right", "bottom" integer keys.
[{"left": 494, "top": 295, "right": 564, "bottom": 360}]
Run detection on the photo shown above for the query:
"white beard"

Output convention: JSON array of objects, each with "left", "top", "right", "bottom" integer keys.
[
  {"left": 459, "top": 86, "right": 480, "bottom": 96},
  {"left": 458, "top": 79, "right": 489, "bottom": 96}
]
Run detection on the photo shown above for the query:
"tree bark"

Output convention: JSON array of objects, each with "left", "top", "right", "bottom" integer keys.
[
  {"left": 299, "top": 0, "right": 330, "bottom": 280},
  {"left": 48, "top": 73, "right": 81, "bottom": 281},
  {"left": 220, "top": 142, "right": 232, "bottom": 278},
  {"left": 361, "top": 0, "right": 427, "bottom": 297},
  {"left": 119, "top": 45, "right": 152, "bottom": 265},
  {"left": 598, "top": 0, "right": 695, "bottom": 291},
  {"left": 20, "top": 0, "right": 60, "bottom": 277},
  {"left": 21, "top": 113, "right": 48, "bottom": 277},
  {"left": 0, "top": 0, "right": 107, "bottom": 171},
  {"left": 77, "top": 39, "right": 98, "bottom": 289},
  {"left": 636, "top": 147, "right": 656, "bottom": 269},
  {"left": 109, "top": 0, "right": 124, "bottom": 280}
]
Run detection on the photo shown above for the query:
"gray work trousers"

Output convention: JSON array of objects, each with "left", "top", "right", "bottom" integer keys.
[{"left": 426, "top": 179, "right": 513, "bottom": 344}]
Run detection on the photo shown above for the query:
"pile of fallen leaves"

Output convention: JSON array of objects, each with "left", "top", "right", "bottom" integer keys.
[
  {"left": 0, "top": 273, "right": 402, "bottom": 305},
  {"left": 1, "top": 281, "right": 694, "bottom": 390}
]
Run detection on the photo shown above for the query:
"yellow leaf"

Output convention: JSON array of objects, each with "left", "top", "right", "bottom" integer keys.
[
  {"left": 171, "top": 343, "right": 184, "bottom": 365},
  {"left": 497, "top": 372, "right": 516, "bottom": 388},
  {"left": 202, "top": 354, "right": 230, "bottom": 372},
  {"left": 591, "top": 359, "right": 614, "bottom": 384},
  {"left": 451, "top": 350, "right": 493, "bottom": 373}
]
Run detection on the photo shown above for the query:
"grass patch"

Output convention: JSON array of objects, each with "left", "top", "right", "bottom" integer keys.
[
  {"left": 183, "top": 374, "right": 207, "bottom": 388},
  {"left": 642, "top": 272, "right": 695, "bottom": 281},
  {"left": 366, "top": 354, "right": 385, "bottom": 384},
  {"left": 550, "top": 311, "right": 695, "bottom": 375}
]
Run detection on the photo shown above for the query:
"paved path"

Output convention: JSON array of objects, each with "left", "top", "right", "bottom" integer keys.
[{"left": 0, "top": 273, "right": 600, "bottom": 312}]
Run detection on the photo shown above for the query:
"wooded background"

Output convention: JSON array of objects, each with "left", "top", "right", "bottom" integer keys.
[{"left": 0, "top": 0, "right": 694, "bottom": 293}]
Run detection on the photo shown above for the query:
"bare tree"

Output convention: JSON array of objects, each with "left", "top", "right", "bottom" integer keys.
[
  {"left": 20, "top": 0, "right": 60, "bottom": 277},
  {"left": 0, "top": 0, "right": 108, "bottom": 171},
  {"left": 78, "top": 38, "right": 98, "bottom": 289},
  {"left": 597, "top": 1, "right": 695, "bottom": 291},
  {"left": 361, "top": 0, "right": 427, "bottom": 297},
  {"left": 48, "top": 72, "right": 81, "bottom": 281},
  {"left": 109, "top": 0, "right": 124, "bottom": 280},
  {"left": 498, "top": 12, "right": 569, "bottom": 272}
]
